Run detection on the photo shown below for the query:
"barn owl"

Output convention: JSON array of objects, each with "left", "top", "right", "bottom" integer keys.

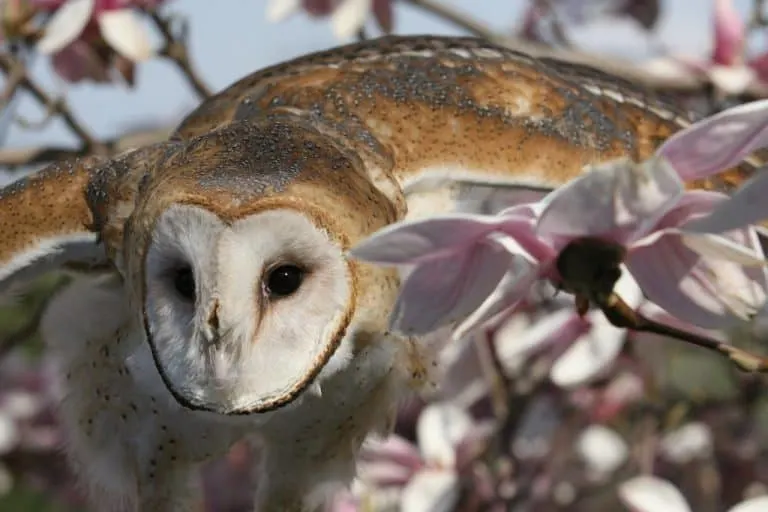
[{"left": 0, "top": 35, "right": 757, "bottom": 511}]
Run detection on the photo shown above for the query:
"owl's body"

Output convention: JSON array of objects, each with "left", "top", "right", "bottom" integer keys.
[{"left": 0, "top": 36, "right": 757, "bottom": 511}]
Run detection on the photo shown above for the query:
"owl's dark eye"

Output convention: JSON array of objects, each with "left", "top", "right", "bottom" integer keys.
[
  {"left": 173, "top": 266, "right": 196, "bottom": 301},
  {"left": 265, "top": 264, "right": 304, "bottom": 298}
]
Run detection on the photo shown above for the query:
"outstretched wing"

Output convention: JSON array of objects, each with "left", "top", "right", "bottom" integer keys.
[{"left": 0, "top": 156, "right": 108, "bottom": 299}]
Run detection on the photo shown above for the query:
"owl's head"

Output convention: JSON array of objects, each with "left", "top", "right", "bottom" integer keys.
[{"left": 121, "top": 118, "right": 403, "bottom": 415}]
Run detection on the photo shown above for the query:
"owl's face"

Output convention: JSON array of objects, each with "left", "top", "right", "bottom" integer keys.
[
  {"left": 117, "top": 119, "right": 401, "bottom": 415},
  {"left": 142, "top": 205, "right": 354, "bottom": 414}
]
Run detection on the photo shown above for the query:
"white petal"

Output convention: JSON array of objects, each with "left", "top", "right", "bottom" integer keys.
[
  {"left": 576, "top": 425, "right": 628, "bottom": 475},
  {"left": 416, "top": 403, "right": 473, "bottom": 467},
  {"left": 549, "top": 271, "right": 639, "bottom": 388},
  {"left": 0, "top": 415, "right": 19, "bottom": 456},
  {"left": 708, "top": 65, "right": 757, "bottom": 95},
  {"left": 36, "top": 0, "right": 95, "bottom": 54},
  {"left": 680, "top": 232, "right": 766, "bottom": 266},
  {"left": 265, "top": 0, "right": 302, "bottom": 22},
  {"left": 728, "top": 496, "right": 768, "bottom": 512},
  {"left": 549, "top": 311, "right": 625, "bottom": 388},
  {"left": 495, "top": 307, "right": 575, "bottom": 369},
  {"left": 401, "top": 469, "right": 460, "bottom": 512},
  {"left": 659, "top": 422, "right": 713, "bottom": 464},
  {"left": 98, "top": 9, "right": 154, "bottom": 62},
  {"left": 618, "top": 476, "right": 692, "bottom": 512},
  {"left": 331, "top": 0, "right": 372, "bottom": 40}
]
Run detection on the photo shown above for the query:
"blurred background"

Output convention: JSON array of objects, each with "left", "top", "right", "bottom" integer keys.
[{"left": 0, "top": 1, "right": 767, "bottom": 510}]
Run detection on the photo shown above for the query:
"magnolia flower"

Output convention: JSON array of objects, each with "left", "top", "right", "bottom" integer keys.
[
  {"left": 266, "top": 0, "right": 393, "bottom": 41},
  {"left": 356, "top": 402, "right": 493, "bottom": 512},
  {"left": 35, "top": 0, "right": 159, "bottom": 84},
  {"left": 350, "top": 98, "right": 768, "bottom": 341},
  {"left": 619, "top": 475, "right": 768, "bottom": 512},
  {"left": 488, "top": 270, "right": 643, "bottom": 388},
  {"left": 673, "top": 0, "right": 768, "bottom": 94}
]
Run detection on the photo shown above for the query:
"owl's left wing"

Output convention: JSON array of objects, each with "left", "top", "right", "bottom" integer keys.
[{"left": 0, "top": 156, "right": 109, "bottom": 298}]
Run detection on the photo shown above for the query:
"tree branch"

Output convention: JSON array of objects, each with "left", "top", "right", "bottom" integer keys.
[
  {"left": 0, "top": 53, "right": 108, "bottom": 155},
  {"left": 149, "top": 11, "right": 213, "bottom": 99}
]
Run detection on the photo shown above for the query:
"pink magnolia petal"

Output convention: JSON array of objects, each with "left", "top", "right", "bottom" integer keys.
[
  {"left": 359, "top": 435, "right": 423, "bottom": 470},
  {"left": 98, "top": 8, "right": 154, "bottom": 61},
  {"left": 618, "top": 475, "right": 692, "bottom": 512},
  {"left": 628, "top": 230, "right": 763, "bottom": 328},
  {"left": 658, "top": 98, "right": 768, "bottom": 181},
  {"left": 357, "top": 459, "right": 417, "bottom": 487},
  {"left": 416, "top": 403, "right": 473, "bottom": 467},
  {"left": 452, "top": 258, "right": 540, "bottom": 341},
  {"left": 728, "top": 496, "right": 768, "bottom": 512},
  {"left": 303, "top": 0, "right": 335, "bottom": 16},
  {"left": 349, "top": 214, "right": 502, "bottom": 265},
  {"left": 37, "top": 0, "right": 94, "bottom": 54},
  {"left": 536, "top": 157, "right": 683, "bottom": 243},
  {"left": 495, "top": 307, "right": 589, "bottom": 367},
  {"left": 390, "top": 239, "right": 513, "bottom": 335},
  {"left": 712, "top": 0, "right": 744, "bottom": 66},
  {"left": 748, "top": 51, "right": 768, "bottom": 84},
  {"left": 51, "top": 40, "right": 111, "bottom": 83},
  {"left": 684, "top": 170, "right": 768, "bottom": 233},
  {"left": 372, "top": 0, "right": 392, "bottom": 32},
  {"left": 401, "top": 469, "right": 459, "bottom": 512}
]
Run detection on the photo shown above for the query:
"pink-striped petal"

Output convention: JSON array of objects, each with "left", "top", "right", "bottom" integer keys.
[
  {"left": 536, "top": 157, "right": 683, "bottom": 243},
  {"left": 389, "top": 240, "right": 513, "bottom": 335},
  {"left": 712, "top": 0, "right": 744, "bottom": 66},
  {"left": 627, "top": 230, "right": 764, "bottom": 328},
  {"left": 658, "top": 98, "right": 768, "bottom": 181},
  {"left": 349, "top": 214, "right": 502, "bottom": 265},
  {"left": 452, "top": 258, "right": 541, "bottom": 341},
  {"left": 684, "top": 170, "right": 768, "bottom": 233}
]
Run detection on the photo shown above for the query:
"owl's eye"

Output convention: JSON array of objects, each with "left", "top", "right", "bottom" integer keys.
[
  {"left": 173, "top": 266, "right": 196, "bottom": 301},
  {"left": 265, "top": 264, "right": 304, "bottom": 298}
]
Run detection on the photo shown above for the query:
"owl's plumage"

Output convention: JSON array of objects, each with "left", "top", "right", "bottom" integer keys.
[{"left": 0, "top": 35, "right": 760, "bottom": 511}]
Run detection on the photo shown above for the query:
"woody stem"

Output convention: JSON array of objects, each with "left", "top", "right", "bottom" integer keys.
[{"left": 599, "top": 293, "right": 768, "bottom": 374}]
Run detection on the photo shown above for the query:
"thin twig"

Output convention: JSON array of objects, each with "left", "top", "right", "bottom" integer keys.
[
  {"left": 400, "top": 0, "right": 501, "bottom": 41},
  {"left": 0, "top": 53, "right": 107, "bottom": 154},
  {"left": 402, "top": 0, "right": 768, "bottom": 100},
  {"left": 600, "top": 293, "right": 768, "bottom": 374},
  {"left": 148, "top": 11, "right": 213, "bottom": 99}
]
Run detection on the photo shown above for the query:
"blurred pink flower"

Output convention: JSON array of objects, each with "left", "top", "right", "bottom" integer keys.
[
  {"left": 356, "top": 402, "right": 493, "bottom": 512},
  {"left": 35, "top": 0, "right": 161, "bottom": 84},
  {"left": 266, "top": 0, "right": 393, "bottom": 40},
  {"left": 673, "top": 0, "right": 768, "bottom": 94}
]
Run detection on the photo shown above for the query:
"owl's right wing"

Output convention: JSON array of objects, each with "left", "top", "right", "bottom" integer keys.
[{"left": 0, "top": 156, "right": 110, "bottom": 298}]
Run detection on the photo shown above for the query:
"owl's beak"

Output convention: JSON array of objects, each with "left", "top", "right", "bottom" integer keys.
[{"left": 202, "top": 300, "right": 222, "bottom": 348}]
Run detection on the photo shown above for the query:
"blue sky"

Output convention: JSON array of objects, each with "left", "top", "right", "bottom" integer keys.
[{"left": 0, "top": 0, "right": 758, "bottom": 169}]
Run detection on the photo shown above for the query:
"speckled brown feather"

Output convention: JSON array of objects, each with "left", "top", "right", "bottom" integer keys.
[{"left": 175, "top": 35, "right": 758, "bottom": 194}]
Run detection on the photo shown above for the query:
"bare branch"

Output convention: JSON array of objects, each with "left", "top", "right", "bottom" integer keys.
[
  {"left": 149, "top": 10, "right": 213, "bottom": 99},
  {"left": 0, "top": 53, "right": 108, "bottom": 154}
]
